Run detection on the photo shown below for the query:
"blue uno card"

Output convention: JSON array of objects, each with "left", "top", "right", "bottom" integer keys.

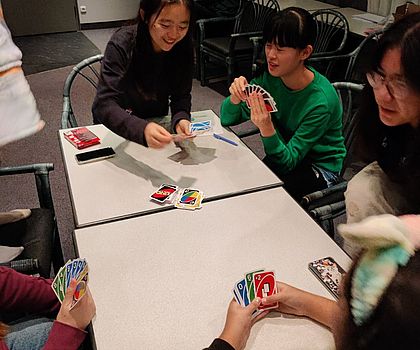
[
  {"left": 235, "top": 278, "right": 250, "bottom": 306},
  {"left": 232, "top": 288, "right": 242, "bottom": 305},
  {"left": 190, "top": 120, "right": 212, "bottom": 135}
]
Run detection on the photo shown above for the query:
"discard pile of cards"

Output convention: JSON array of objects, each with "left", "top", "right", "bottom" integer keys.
[
  {"left": 149, "top": 184, "right": 204, "bottom": 210},
  {"left": 52, "top": 258, "right": 89, "bottom": 309},
  {"left": 244, "top": 84, "right": 278, "bottom": 113},
  {"left": 233, "top": 269, "right": 278, "bottom": 313}
]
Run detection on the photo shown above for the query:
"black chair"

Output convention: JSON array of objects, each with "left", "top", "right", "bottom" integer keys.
[
  {"left": 311, "top": 9, "right": 349, "bottom": 57},
  {"left": 308, "top": 29, "right": 383, "bottom": 83},
  {"left": 0, "top": 163, "right": 64, "bottom": 277},
  {"left": 250, "top": 9, "right": 349, "bottom": 76},
  {"left": 301, "top": 82, "right": 364, "bottom": 237},
  {"left": 61, "top": 54, "right": 103, "bottom": 129},
  {"left": 197, "top": 0, "right": 280, "bottom": 86}
]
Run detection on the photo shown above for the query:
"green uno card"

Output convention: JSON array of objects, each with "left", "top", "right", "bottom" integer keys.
[{"left": 245, "top": 269, "right": 264, "bottom": 301}]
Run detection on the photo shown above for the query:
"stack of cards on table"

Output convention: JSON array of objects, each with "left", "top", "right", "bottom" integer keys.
[
  {"left": 149, "top": 184, "right": 204, "bottom": 210},
  {"left": 52, "top": 258, "right": 89, "bottom": 309},
  {"left": 189, "top": 120, "right": 212, "bottom": 136},
  {"left": 233, "top": 269, "right": 278, "bottom": 313},
  {"left": 244, "top": 84, "right": 278, "bottom": 113},
  {"left": 63, "top": 127, "right": 100, "bottom": 149}
]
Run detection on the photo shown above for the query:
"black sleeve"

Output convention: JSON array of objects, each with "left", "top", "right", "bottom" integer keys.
[
  {"left": 169, "top": 47, "right": 193, "bottom": 132},
  {"left": 92, "top": 30, "right": 148, "bottom": 145},
  {"left": 203, "top": 338, "right": 235, "bottom": 350}
]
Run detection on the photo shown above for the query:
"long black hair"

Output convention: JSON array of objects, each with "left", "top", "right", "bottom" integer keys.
[{"left": 133, "top": 0, "right": 195, "bottom": 99}]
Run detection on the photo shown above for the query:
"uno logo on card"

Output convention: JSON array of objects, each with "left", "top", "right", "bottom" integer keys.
[{"left": 152, "top": 187, "right": 176, "bottom": 200}]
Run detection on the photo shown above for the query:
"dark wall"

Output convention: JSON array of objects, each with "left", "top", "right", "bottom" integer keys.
[{"left": 2, "top": 0, "right": 79, "bottom": 37}]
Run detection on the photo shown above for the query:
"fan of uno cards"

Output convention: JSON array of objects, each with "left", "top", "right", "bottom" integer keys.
[
  {"left": 233, "top": 269, "right": 278, "bottom": 312},
  {"left": 244, "top": 84, "right": 278, "bottom": 113},
  {"left": 51, "top": 258, "right": 89, "bottom": 309}
]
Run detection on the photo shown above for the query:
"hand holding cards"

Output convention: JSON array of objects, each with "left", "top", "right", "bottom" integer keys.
[
  {"left": 244, "top": 84, "right": 277, "bottom": 113},
  {"left": 52, "top": 258, "right": 89, "bottom": 310},
  {"left": 233, "top": 269, "right": 278, "bottom": 313}
]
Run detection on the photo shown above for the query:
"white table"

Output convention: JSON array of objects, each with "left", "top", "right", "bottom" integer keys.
[
  {"left": 59, "top": 110, "right": 282, "bottom": 227},
  {"left": 279, "top": 0, "right": 339, "bottom": 11},
  {"left": 335, "top": 7, "right": 384, "bottom": 36},
  {"left": 75, "top": 187, "right": 351, "bottom": 350}
]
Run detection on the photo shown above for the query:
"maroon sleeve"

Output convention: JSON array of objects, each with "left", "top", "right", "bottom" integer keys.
[
  {"left": 42, "top": 321, "right": 87, "bottom": 350},
  {"left": 0, "top": 267, "right": 60, "bottom": 314}
]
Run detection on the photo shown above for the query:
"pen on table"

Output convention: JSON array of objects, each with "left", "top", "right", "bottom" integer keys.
[{"left": 213, "top": 133, "right": 238, "bottom": 146}]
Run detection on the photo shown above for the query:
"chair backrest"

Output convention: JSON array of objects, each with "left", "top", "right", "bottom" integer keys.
[
  {"left": 332, "top": 82, "right": 364, "bottom": 173},
  {"left": 312, "top": 9, "right": 349, "bottom": 56},
  {"left": 61, "top": 54, "right": 103, "bottom": 129},
  {"left": 342, "top": 29, "right": 383, "bottom": 82},
  {"left": 234, "top": 0, "right": 280, "bottom": 34}
]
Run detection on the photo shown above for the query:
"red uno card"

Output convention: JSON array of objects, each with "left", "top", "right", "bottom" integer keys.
[
  {"left": 150, "top": 184, "right": 178, "bottom": 203},
  {"left": 253, "top": 271, "right": 278, "bottom": 310}
]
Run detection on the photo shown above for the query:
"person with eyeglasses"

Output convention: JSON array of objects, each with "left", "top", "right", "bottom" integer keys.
[
  {"left": 344, "top": 12, "right": 420, "bottom": 228},
  {"left": 92, "top": 0, "right": 195, "bottom": 148}
]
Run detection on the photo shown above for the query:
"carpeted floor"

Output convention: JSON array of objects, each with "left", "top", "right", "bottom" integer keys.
[{"left": 13, "top": 32, "right": 101, "bottom": 75}]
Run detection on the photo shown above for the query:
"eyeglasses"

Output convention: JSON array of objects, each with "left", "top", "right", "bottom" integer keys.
[{"left": 366, "top": 71, "right": 410, "bottom": 100}]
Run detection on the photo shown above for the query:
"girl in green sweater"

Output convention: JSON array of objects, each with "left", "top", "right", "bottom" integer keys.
[{"left": 220, "top": 7, "right": 346, "bottom": 201}]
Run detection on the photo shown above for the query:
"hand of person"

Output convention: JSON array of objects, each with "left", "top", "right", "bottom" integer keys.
[
  {"left": 229, "top": 76, "right": 248, "bottom": 105},
  {"left": 247, "top": 92, "right": 275, "bottom": 137},
  {"left": 175, "top": 119, "right": 192, "bottom": 136},
  {"left": 56, "top": 279, "right": 96, "bottom": 331},
  {"left": 219, "top": 298, "right": 268, "bottom": 350},
  {"left": 262, "top": 282, "right": 310, "bottom": 317},
  {"left": 144, "top": 122, "right": 173, "bottom": 149}
]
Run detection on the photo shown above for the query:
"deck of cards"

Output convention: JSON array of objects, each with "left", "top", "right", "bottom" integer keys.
[
  {"left": 189, "top": 120, "right": 212, "bottom": 136},
  {"left": 244, "top": 84, "right": 278, "bottom": 113},
  {"left": 52, "top": 258, "right": 89, "bottom": 309},
  {"left": 233, "top": 269, "right": 278, "bottom": 312},
  {"left": 149, "top": 184, "right": 204, "bottom": 210}
]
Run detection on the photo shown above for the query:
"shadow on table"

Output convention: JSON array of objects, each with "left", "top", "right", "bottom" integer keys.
[
  {"left": 107, "top": 141, "right": 197, "bottom": 188},
  {"left": 168, "top": 140, "right": 217, "bottom": 165}
]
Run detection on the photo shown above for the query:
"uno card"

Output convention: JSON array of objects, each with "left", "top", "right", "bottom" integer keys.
[
  {"left": 70, "top": 266, "right": 89, "bottom": 310},
  {"left": 190, "top": 120, "right": 212, "bottom": 135},
  {"left": 150, "top": 184, "right": 178, "bottom": 203},
  {"left": 253, "top": 271, "right": 278, "bottom": 310},
  {"left": 51, "top": 266, "right": 66, "bottom": 302},
  {"left": 235, "top": 278, "right": 250, "bottom": 306},
  {"left": 245, "top": 269, "right": 264, "bottom": 301},
  {"left": 233, "top": 287, "right": 242, "bottom": 305},
  {"left": 175, "top": 188, "right": 203, "bottom": 210}
]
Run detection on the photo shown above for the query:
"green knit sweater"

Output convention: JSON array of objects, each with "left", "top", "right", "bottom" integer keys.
[{"left": 220, "top": 68, "right": 346, "bottom": 175}]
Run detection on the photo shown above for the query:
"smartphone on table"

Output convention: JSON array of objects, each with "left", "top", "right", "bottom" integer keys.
[
  {"left": 75, "top": 147, "right": 115, "bottom": 164},
  {"left": 308, "top": 256, "right": 345, "bottom": 299}
]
